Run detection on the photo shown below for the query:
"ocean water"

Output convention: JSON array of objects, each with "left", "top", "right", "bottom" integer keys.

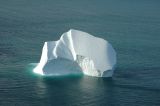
[{"left": 0, "top": 0, "right": 160, "bottom": 105}]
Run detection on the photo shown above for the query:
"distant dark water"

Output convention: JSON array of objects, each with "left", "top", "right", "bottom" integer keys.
[{"left": 0, "top": 0, "right": 160, "bottom": 106}]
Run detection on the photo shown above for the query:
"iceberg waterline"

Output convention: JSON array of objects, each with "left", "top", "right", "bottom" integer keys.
[{"left": 33, "top": 29, "right": 116, "bottom": 77}]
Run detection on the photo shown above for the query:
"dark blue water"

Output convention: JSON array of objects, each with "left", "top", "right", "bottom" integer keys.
[{"left": 0, "top": 0, "right": 160, "bottom": 105}]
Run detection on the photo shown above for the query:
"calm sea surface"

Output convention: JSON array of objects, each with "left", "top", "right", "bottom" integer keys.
[{"left": 0, "top": 0, "right": 160, "bottom": 106}]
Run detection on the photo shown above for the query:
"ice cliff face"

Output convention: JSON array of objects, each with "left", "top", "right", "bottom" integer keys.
[{"left": 33, "top": 29, "right": 116, "bottom": 77}]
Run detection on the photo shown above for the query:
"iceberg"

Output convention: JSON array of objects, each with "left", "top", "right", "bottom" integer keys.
[{"left": 33, "top": 29, "right": 116, "bottom": 77}]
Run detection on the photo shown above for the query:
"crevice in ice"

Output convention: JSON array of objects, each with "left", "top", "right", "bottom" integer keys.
[{"left": 76, "top": 55, "right": 101, "bottom": 77}]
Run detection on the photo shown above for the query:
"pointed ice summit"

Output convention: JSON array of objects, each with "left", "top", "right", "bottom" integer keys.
[{"left": 33, "top": 29, "right": 116, "bottom": 77}]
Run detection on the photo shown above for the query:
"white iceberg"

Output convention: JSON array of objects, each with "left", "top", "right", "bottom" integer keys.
[{"left": 33, "top": 29, "right": 116, "bottom": 77}]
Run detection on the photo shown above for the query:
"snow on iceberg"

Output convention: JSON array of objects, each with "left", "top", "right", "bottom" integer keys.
[{"left": 33, "top": 29, "right": 116, "bottom": 77}]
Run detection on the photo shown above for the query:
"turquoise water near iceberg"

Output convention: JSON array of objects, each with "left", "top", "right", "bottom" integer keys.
[{"left": 0, "top": 0, "right": 160, "bottom": 105}]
